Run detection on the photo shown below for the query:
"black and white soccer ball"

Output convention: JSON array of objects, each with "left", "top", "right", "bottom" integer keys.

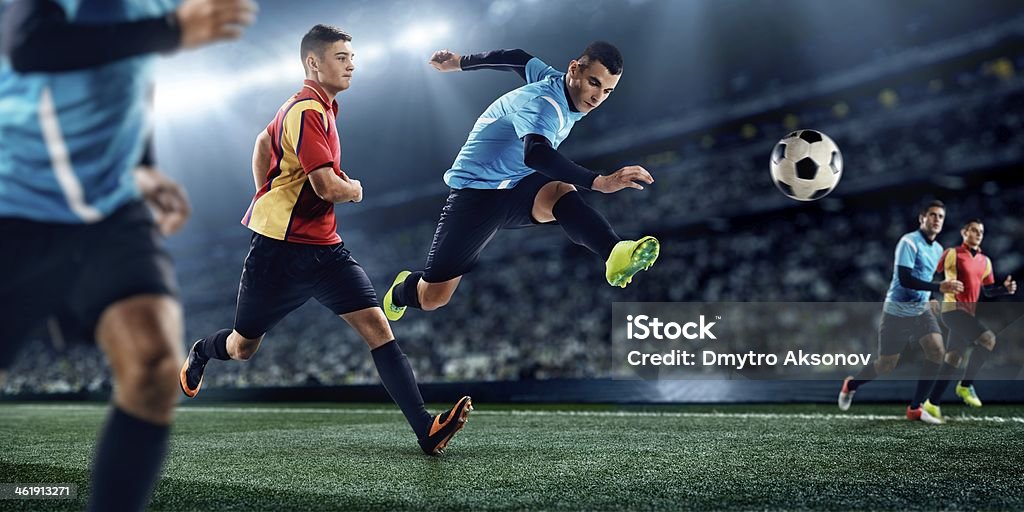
[{"left": 769, "top": 130, "right": 843, "bottom": 201}]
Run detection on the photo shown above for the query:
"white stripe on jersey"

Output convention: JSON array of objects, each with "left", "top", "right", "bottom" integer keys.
[
  {"left": 539, "top": 95, "right": 564, "bottom": 131},
  {"left": 898, "top": 236, "right": 919, "bottom": 253},
  {"left": 38, "top": 87, "right": 103, "bottom": 223}
]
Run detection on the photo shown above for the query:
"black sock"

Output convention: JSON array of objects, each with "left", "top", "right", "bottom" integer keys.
[
  {"left": 928, "top": 361, "right": 959, "bottom": 405},
  {"left": 847, "top": 363, "right": 878, "bottom": 392},
  {"left": 910, "top": 359, "right": 941, "bottom": 408},
  {"left": 198, "top": 329, "right": 232, "bottom": 361},
  {"left": 87, "top": 407, "right": 169, "bottom": 512},
  {"left": 391, "top": 271, "right": 423, "bottom": 310},
  {"left": 551, "top": 192, "right": 620, "bottom": 258},
  {"left": 962, "top": 346, "right": 993, "bottom": 385},
  {"left": 371, "top": 339, "right": 432, "bottom": 438}
]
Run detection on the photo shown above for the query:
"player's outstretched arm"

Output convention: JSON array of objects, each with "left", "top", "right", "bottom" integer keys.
[
  {"left": 429, "top": 48, "right": 533, "bottom": 81},
  {"left": 308, "top": 168, "right": 362, "bottom": 204},
  {"left": 1, "top": 0, "right": 257, "bottom": 73}
]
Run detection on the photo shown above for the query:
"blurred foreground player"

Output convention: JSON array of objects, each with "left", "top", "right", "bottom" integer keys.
[
  {"left": 178, "top": 25, "right": 471, "bottom": 456},
  {"left": 0, "top": 0, "right": 256, "bottom": 509},
  {"left": 837, "top": 201, "right": 963, "bottom": 424},
  {"left": 383, "top": 43, "right": 660, "bottom": 322},
  {"left": 925, "top": 219, "right": 1016, "bottom": 417}
]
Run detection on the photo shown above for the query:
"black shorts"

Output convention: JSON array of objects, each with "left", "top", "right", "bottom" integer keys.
[
  {"left": 0, "top": 201, "right": 178, "bottom": 368},
  {"left": 878, "top": 311, "right": 942, "bottom": 356},
  {"left": 232, "top": 233, "right": 379, "bottom": 339},
  {"left": 941, "top": 309, "right": 990, "bottom": 351},
  {"left": 424, "top": 172, "right": 554, "bottom": 282}
]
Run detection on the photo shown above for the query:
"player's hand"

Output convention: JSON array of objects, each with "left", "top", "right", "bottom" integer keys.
[
  {"left": 338, "top": 171, "right": 363, "bottom": 203},
  {"left": 592, "top": 165, "right": 654, "bottom": 194},
  {"left": 1005, "top": 275, "right": 1017, "bottom": 295},
  {"left": 939, "top": 279, "right": 964, "bottom": 294},
  {"left": 429, "top": 49, "right": 462, "bottom": 72},
  {"left": 135, "top": 167, "right": 192, "bottom": 236},
  {"left": 176, "top": 0, "right": 258, "bottom": 49}
]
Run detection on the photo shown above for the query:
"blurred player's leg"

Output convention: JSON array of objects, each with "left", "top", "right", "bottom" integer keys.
[
  {"left": 90, "top": 295, "right": 183, "bottom": 512},
  {"left": 907, "top": 332, "right": 945, "bottom": 424},
  {"left": 958, "top": 331, "right": 996, "bottom": 407}
]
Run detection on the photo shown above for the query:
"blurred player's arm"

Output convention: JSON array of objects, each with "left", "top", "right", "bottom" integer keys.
[
  {"left": 251, "top": 129, "right": 272, "bottom": 191},
  {"left": 982, "top": 276, "right": 1016, "bottom": 297},
  {"left": 134, "top": 138, "right": 191, "bottom": 236},
  {"left": 429, "top": 48, "right": 533, "bottom": 80},
  {"left": 898, "top": 266, "right": 962, "bottom": 294},
  {"left": 1, "top": 0, "right": 257, "bottom": 72},
  {"left": 523, "top": 134, "right": 653, "bottom": 194}
]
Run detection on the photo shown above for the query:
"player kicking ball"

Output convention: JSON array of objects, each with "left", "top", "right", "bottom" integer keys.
[
  {"left": 838, "top": 201, "right": 962, "bottom": 424},
  {"left": 383, "top": 43, "right": 660, "bottom": 322},
  {"left": 178, "top": 25, "right": 470, "bottom": 455}
]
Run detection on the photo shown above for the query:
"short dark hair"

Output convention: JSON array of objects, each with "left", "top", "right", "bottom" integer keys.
[
  {"left": 301, "top": 25, "right": 352, "bottom": 73},
  {"left": 962, "top": 218, "right": 983, "bottom": 229},
  {"left": 919, "top": 199, "right": 945, "bottom": 216},
  {"left": 577, "top": 41, "right": 623, "bottom": 75}
]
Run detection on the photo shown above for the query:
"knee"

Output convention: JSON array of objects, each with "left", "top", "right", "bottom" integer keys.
[
  {"left": 875, "top": 356, "right": 899, "bottom": 375},
  {"left": 420, "top": 293, "right": 451, "bottom": 311},
  {"left": 231, "top": 337, "right": 261, "bottom": 361},
  {"left": 976, "top": 332, "right": 996, "bottom": 351},
  {"left": 119, "top": 344, "right": 179, "bottom": 405},
  {"left": 944, "top": 351, "right": 963, "bottom": 368}
]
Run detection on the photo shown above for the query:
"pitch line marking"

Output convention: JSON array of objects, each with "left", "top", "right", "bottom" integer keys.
[{"left": 6, "top": 404, "right": 1024, "bottom": 424}]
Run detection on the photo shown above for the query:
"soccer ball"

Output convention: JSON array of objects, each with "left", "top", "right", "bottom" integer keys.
[{"left": 769, "top": 130, "right": 843, "bottom": 201}]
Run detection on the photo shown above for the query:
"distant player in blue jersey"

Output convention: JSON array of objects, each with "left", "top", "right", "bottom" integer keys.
[
  {"left": 0, "top": 0, "right": 255, "bottom": 510},
  {"left": 838, "top": 200, "right": 963, "bottom": 424},
  {"left": 383, "top": 43, "right": 660, "bottom": 322}
]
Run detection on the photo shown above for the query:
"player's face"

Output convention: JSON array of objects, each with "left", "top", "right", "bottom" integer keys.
[
  {"left": 961, "top": 222, "right": 984, "bottom": 248},
  {"left": 310, "top": 40, "right": 355, "bottom": 94},
  {"left": 918, "top": 206, "right": 945, "bottom": 236},
  {"left": 566, "top": 60, "right": 620, "bottom": 113}
]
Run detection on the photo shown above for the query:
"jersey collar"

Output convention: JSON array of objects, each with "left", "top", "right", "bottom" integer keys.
[{"left": 302, "top": 79, "right": 339, "bottom": 115}]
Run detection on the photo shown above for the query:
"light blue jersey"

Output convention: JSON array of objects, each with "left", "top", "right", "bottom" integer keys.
[
  {"left": 443, "top": 57, "right": 586, "bottom": 190},
  {"left": 883, "top": 230, "right": 943, "bottom": 317},
  {"left": 0, "top": 0, "right": 176, "bottom": 223}
]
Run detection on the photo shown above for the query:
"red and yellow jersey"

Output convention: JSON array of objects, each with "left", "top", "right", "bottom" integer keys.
[
  {"left": 242, "top": 80, "right": 342, "bottom": 245},
  {"left": 937, "top": 243, "right": 994, "bottom": 316}
]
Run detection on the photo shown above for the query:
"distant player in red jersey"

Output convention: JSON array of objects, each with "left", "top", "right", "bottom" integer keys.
[
  {"left": 927, "top": 218, "right": 1016, "bottom": 413},
  {"left": 178, "top": 25, "right": 471, "bottom": 455}
]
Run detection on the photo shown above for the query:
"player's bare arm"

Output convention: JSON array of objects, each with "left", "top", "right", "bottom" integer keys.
[
  {"left": 251, "top": 129, "right": 272, "bottom": 190},
  {"left": 308, "top": 167, "right": 362, "bottom": 203},
  {"left": 134, "top": 167, "right": 191, "bottom": 236}
]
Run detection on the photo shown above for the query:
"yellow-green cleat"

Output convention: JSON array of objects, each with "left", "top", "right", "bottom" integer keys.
[
  {"left": 922, "top": 399, "right": 946, "bottom": 424},
  {"left": 956, "top": 382, "right": 982, "bottom": 407},
  {"left": 605, "top": 236, "right": 660, "bottom": 288},
  {"left": 383, "top": 270, "right": 411, "bottom": 322}
]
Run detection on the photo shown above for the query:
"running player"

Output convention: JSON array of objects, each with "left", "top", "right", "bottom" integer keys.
[
  {"left": 0, "top": 0, "right": 256, "bottom": 510},
  {"left": 178, "top": 25, "right": 471, "bottom": 456},
  {"left": 382, "top": 43, "right": 660, "bottom": 321},
  {"left": 837, "top": 200, "right": 963, "bottom": 424},
  {"left": 925, "top": 218, "right": 1016, "bottom": 416}
]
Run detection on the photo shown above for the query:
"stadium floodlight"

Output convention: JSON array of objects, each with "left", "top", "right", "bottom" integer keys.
[{"left": 393, "top": 22, "right": 450, "bottom": 51}]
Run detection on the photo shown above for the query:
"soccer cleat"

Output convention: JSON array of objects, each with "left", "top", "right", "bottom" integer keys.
[
  {"left": 179, "top": 340, "right": 208, "bottom": 398},
  {"left": 956, "top": 382, "right": 983, "bottom": 408},
  {"left": 922, "top": 399, "right": 946, "bottom": 424},
  {"left": 383, "top": 270, "right": 411, "bottom": 322},
  {"left": 906, "top": 405, "right": 943, "bottom": 425},
  {"left": 838, "top": 376, "right": 855, "bottom": 411},
  {"left": 418, "top": 396, "right": 473, "bottom": 455},
  {"left": 605, "top": 236, "right": 660, "bottom": 288}
]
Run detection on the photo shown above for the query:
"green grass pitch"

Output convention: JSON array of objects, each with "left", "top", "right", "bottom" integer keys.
[{"left": 2, "top": 402, "right": 1023, "bottom": 511}]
